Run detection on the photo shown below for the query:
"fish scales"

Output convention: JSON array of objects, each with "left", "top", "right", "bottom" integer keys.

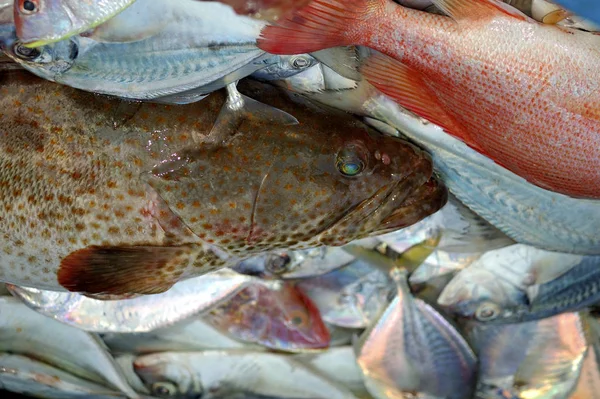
[
  {"left": 258, "top": 0, "right": 600, "bottom": 199},
  {"left": 0, "top": 71, "right": 443, "bottom": 294}
]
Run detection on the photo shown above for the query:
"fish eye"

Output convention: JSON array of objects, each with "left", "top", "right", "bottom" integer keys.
[
  {"left": 266, "top": 253, "right": 291, "bottom": 274},
  {"left": 151, "top": 382, "right": 178, "bottom": 397},
  {"left": 289, "top": 310, "right": 308, "bottom": 327},
  {"left": 13, "top": 42, "right": 41, "bottom": 61},
  {"left": 336, "top": 145, "right": 366, "bottom": 177},
  {"left": 475, "top": 302, "right": 501, "bottom": 321},
  {"left": 290, "top": 56, "right": 310, "bottom": 69},
  {"left": 20, "top": 0, "right": 38, "bottom": 14}
]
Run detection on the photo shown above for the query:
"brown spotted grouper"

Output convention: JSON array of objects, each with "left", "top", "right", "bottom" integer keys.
[{"left": 0, "top": 70, "right": 446, "bottom": 295}]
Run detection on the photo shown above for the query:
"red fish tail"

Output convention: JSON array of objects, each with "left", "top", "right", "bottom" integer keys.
[{"left": 257, "top": 0, "right": 386, "bottom": 55}]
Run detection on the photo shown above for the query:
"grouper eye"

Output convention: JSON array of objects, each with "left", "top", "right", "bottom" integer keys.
[{"left": 336, "top": 146, "right": 366, "bottom": 177}]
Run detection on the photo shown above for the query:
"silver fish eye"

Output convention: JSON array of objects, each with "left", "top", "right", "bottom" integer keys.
[
  {"left": 291, "top": 56, "right": 310, "bottom": 69},
  {"left": 266, "top": 253, "right": 292, "bottom": 274},
  {"left": 475, "top": 302, "right": 501, "bottom": 321},
  {"left": 151, "top": 381, "right": 178, "bottom": 397},
  {"left": 20, "top": 0, "right": 38, "bottom": 14},
  {"left": 13, "top": 42, "right": 41, "bottom": 61}
]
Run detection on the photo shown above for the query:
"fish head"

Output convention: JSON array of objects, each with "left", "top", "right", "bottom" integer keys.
[
  {"left": 0, "top": 26, "right": 77, "bottom": 80},
  {"left": 14, "top": 0, "right": 135, "bottom": 47},
  {"left": 150, "top": 82, "right": 447, "bottom": 254},
  {"left": 134, "top": 354, "right": 202, "bottom": 399},
  {"left": 437, "top": 267, "right": 527, "bottom": 321},
  {"left": 252, "top": 54, "right": 319, "bottom": 81},
  {"left": 207, "top": 282, "right": 330, "bottom": 351}
]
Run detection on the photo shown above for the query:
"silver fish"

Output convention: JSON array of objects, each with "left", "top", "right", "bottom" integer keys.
[
  {"left": 6, "top": 268, "right": 256, "bottom": 333},
  {"left": 0, "top": 353, "right": 125, "bottom": 398},
  {"left": 250, "top": 54, "right": 318, "bottom": 81},
  {"left": 0, "top": 297, "right": 137, "bottom": 397},
  {"left": 437, "top": 244, "right": 586, "bottom": 322},
  {"left": 133, "top": 351, "right": 358, "bottom": 399},
  {"left": 465, "top": 312, "right": 589, "bottom": 398},
  {"left": 102, "top": 318, "right": 262, "bottom": 355},
  {"left": 326, "top": 323, "right": 361, "bottom": 347},
  {"left": 296, "top": 259, "right": 395, "bottom": 329},
  {"left": 14, "top": 0, "right": 136, "bottom": 47},
  {"left": 356, "top": 269, "right": 477, "bottom": 399},
  {"left": 3, "top": 0, "right": 274, "bottom": 103},
  {"left": 273, "top": 55, "right": 600, "bottom": 255},
  {"left": 293, "top": 347, "right": 370, "bottom": 398}
]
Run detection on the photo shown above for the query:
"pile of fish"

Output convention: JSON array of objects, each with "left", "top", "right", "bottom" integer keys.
[{"left": 0, "top": 0, "right": 600, "bottom": 398}]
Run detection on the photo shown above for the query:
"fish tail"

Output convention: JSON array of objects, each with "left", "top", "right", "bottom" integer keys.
[{"left": 257, "top": 0, "right": 386, "bottom": 55}]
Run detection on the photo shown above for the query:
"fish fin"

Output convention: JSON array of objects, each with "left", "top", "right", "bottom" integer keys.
[
  {"left": 204, "top": 83, "right": 298, "bottom": 146},
  {"left": 258, "top": 0, "right": 385, "bottom": 54},
  {"left": 111, "top": 101, "right": 143, "bottom": 129},
  {"left": 431, "top": 0, "right": 532, "bottom": 22},
  {"left": 363, "top": 117, "right": 400, "bottom": 136},
  {"left": 361, "top": 52, "right": 487, "bottom": 154},
  {"left": 311, "top": 46, "right": 362, "bottom": 81},
  {"left": 152, "top": 92, "right": 210, "bottom": 106},
  {"left": 57, "top": 245, "right": 194, "bottom": 295}
]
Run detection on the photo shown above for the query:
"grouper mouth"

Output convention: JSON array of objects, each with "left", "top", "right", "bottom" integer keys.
[{"left": 318, "top": 174, "right": 448, "bottom": 246}]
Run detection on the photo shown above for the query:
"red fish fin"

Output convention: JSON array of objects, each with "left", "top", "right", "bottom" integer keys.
[
  {"left": 257, "top": 0, "right": 385, "bottom": 55},
  {"left": 58, "top": 245, "right": 193, "bottom": 295},
  {"left": 432, "top": 0, "right": 532, "bottom": 21},
  {"left": 362, "top": 52, "right": 480, "bottom": 148}
]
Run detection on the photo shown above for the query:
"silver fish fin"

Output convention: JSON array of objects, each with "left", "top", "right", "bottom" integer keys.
[
  {"left": 152, "top": 92, "right": 210, "bottom": 105},
  {"left": 363, "top": 117, "right": 400, "bottom": 137},
  {"left": 311, "top": 46, "right": 361, "bottom": 81},
  {"left": 204, "top": 82, "right": 298, "bottom": 146}
]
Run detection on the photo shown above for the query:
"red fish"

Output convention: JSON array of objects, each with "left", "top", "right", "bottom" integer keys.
[
  {"left": 205, "top": 280, "right": 330, "bottom": 351},
  {"left": 196, "top": 0, "right": 313, "bottom": 21},
  {"left": 258, "top": 0, "right": 600, "bottom": 199}
]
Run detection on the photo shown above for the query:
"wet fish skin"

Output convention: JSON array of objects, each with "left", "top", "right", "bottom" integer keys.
[
  {"left": 6, "top": 268, "right": 254, "bottom": 333},
  {"left": 271, "top": 55, "right": 600, "bottom": 255},
  {"left": 205, "top": 280, "right": 330, "bottom": 352},
  {"left": 251, "top": 54, "right": 319, "bottom": 82},
  {"left": 258, "top": 0, "right": 600, "bottom": 199},
  {"left": 486, "top": 253, "right": 600, "bottom": 324},
  {"left": 194, "top": 0, "right": 313, "bottom": 22},
  {"left": 356, "top": 269, "right": 477, "bottom": 399},
  {"left": 295, "top": 259, "right": 395, "bottom": 329},
  {"left": 0, "top": 71, "right": 443, "bottom": 295},
  {"left": 133, "top": 351, "right": 359, "bottom": 399},
  {"left": 0, "top": 297, "right": 137, "bottom": 397},
  {"left": 0, "top": 353, "right": 126, "bottom": 398},
  {"left": 14, "top": 0, "right": 136, "bottom": 47},
  {"left": 3, "top": 1, "right": 274, "bottom": 103},
  {"left": 437, "top": 244, "right": 584, "bottom": 321}
]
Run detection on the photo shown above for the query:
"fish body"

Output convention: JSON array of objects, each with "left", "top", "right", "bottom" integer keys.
[
  {"left": 195, "top": 0, "right": 313, "bottom": 22},
  {"left": 102, "top": 317, "right": 260, "bottom": 355},
  {"left": 259, "top": 0, "right": 600, "bottom": 199},
  {"left": 14, "top": 0, "right": 136, "bottom": 47},
  {"left": 356, "top": 269, "right": 477, "bottom": 399},
  {"left": 296, "top": 259, "right": 395, "bottom": 329},
  {"left": 205, "top": 280, "right": 330, "bottom": 351},
  {"left": 3, "top": 1, "right": 275, "bottom": 103},
  {"left": 437, "top": 244, "right": 584, "bottom": 321},
  {"left": 0, "top": 353, "right": 125, "bottom": 398},
  {"left": 465, "top": 312, "right": 589, "bottom": 398},
  {"left": 272, "top": 58, "right": 600, "bottom": 255},
  {"left": 0, "top": 297, "right": 136, "bottom": 397},
  {"left": 488, "top": 252, "right": 600, "bottom": 324},
  {"left": 0, "top": 71, "right": 443, "bottom": 295},
  {"left": 133, "top": 350, "right": 359, "bottom": 398},
  {"left": 6, "top": 268, "right": 253, "bottom": 333}
]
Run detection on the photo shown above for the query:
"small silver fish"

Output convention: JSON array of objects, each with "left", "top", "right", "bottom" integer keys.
[
  {"left": 133, "top": 351, "right": 359, "bottom": 399},
  {"left": 437, "top": 244, "right": 585, "bottom": 322},
  {"left": 356, "top": 269, "right": 477, "bottom": 399},
  {"left": 250, "top": 54, "right": 318, "bottom": 81},
  {"left": 6, "top": 268, "right": 255, "bottom": 333},
  {"left": 296, "top": 259, "right": 395, "bottom": 329},
  {"left": 0, "top": 353, "right": 126, "bottom": 398},
  {"left": 3, "top": 0, "right": 275, "bottom": 104},
  {"left": 465, "top": 312, "right": 589, "bottom": 398},
  {"left": 14, "top": 0, "right": 136, "bottom": 47},
  {"left": 0, "top": 297, "right": 137, "bottom": 397}
]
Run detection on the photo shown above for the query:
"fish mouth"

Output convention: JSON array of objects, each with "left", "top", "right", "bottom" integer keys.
[{"left": 372, "top": 177, "right": 448, "bottom": 236}]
